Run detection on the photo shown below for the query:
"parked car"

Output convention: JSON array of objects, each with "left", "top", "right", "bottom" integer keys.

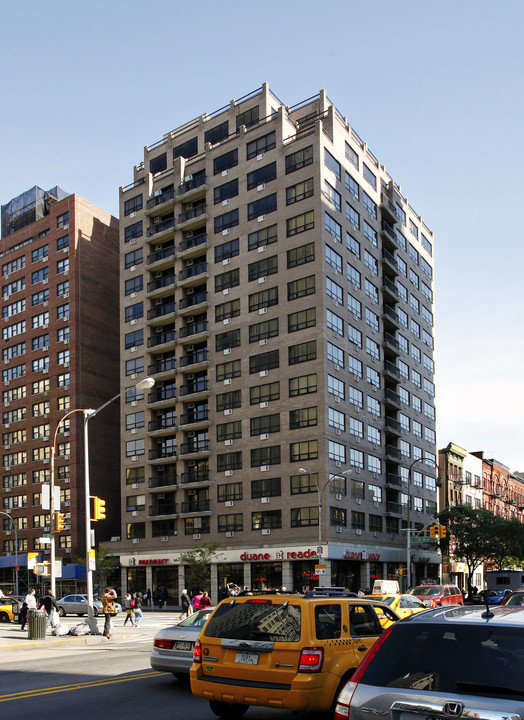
[
  {"left": 364, "top": 593, "right": 427, "bottom": 626},
  {"left": 334, "top": 605, "right": 524, "bottom": 720},
  {"left": 151, "top": 607, "right": 214, "bottom": 678},
  {"left": 57, "top": 594, "right": 122, "bottom": 617},
  {"left": 475, "top": 589, "right": 510, "bottom": 605},
  {"left": 408, "top": 584, "right": 463, "bottom": 608},
  {"left": 190, "top": 588, "right": 400, "bottom": 718},
  {"left": 0, "top": 597, "right": 20, "bottom": 622},
  {"left": 503, "top": 588, "right": 524, "bottom": 606}
]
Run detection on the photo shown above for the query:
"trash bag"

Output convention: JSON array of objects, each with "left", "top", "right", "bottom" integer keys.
[
  {"left": 52, "top": 624, "right": 69, "bottom": 636},
  {"left": 49, "top": 609, "right": 60, "bottom": 628},
  {"left": 69, "top": 622, "right": 91, "bottom": 636}
]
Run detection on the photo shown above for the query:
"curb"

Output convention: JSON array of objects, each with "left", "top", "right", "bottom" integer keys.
[{"left": 0, "top": 630, "right": 149, "bottom": 651}]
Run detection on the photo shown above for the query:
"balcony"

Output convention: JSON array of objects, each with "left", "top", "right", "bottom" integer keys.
[
  {"left": 178, "top": 319, "right": 208, "bottom": 340},
  {"left": 180, "top": 499, "right": 210, "bottom": 514},
  {"left": 146, "top": 187, "right": 175, "bottom": 213},
  {"left": 148, "top": 300, "right": 176, "bottom": 321},
  {"left": 178, "top": 261, "right": 207, "bottom": 283},
  {"left": 149, "top": 444, "right": 177, "bottom": 460},
  {"left": 177, "top": 205, "right": 208, "bottom": 231},
  {"left": 149, "top": 470, "right": 178, "bottom": 488},
  {"left": 147, "top": 329, "right": 176, "bottom": 349},
  {"left": 149, "top": 415, "right": 177, "bottom": 432},
  {"left": 380, "top": 193, "right": 398, "bottom": 225},
  {"left": 385, "top": 501, "right": 403, "bottom": 515},
  {"left": 178, "top": 378, "right": 208, "bottom": 397},
  {"left": 179, "top": 348, "right": 208, "bottom": 368},
  {"left": 147, "top": 273, "right": 175, "bottom": 294},
  {"left": 385, "top": 416, "right": 402, "bottom": 436},
  {"left": 178, "top": 174, "right": 207, "bottom": 199},
  {"left": 384, "top": 388, "right": 401, "bottom": 409},
  {"left": 385, "top": 444, "right": 402, "bottom": 461},
  {"left": 382, "top": 305, "right": 400, "bottom": 330},
  {"left": 146, "top": 244, "right": 175, "bottom": 267},
  {"left": 382, "top": 276, "right": 399, "bottom": 302},
  {"left": 148, "top": 384, "right": 176, "bottom": 403},
  {"left": 181, "top": 469, "right": 210, "bottom": 485},
  {"left": 149, "top": 503, "right": 178, "bottom": 517},
  {"left": 384, "top": 360, "right": 401, "bottom": 381},
  {"left": 383, "top": 332, "right": 400, "bottom": 356},
  {"left": 386, "top": 472, "right": 404, "bottom": 488},
  {"left": 147, "top": 355, "right": 176, "bottom": 375},
  {"left": 147, "top": 216, "right": 175, "bottom": 239},
  {"left": 381, "top": 248, "right": 398, "bottom": 275},
  {"left": 179, "top": 291, "right": 208, "bottom": 311},
  {"left": 381, "top": 220, "right": 396, "bottom": 243},
  {"left": 179, "top": 439, "right": 210, "bottom": 455},
  {"left": 179, "top": 232, "right": 208, "bottom": 257},
  {"left": 178, "top": 409, "right": 209, "bottom": 426}
]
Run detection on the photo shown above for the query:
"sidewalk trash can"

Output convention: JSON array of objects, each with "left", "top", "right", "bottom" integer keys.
[{"left": 27, "top": 608, "right": 46, "bottom": 640}]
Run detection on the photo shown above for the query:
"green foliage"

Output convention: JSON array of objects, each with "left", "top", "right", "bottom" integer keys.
[{"left": 179, "top": 540, "right": 223, "bottom": 594}]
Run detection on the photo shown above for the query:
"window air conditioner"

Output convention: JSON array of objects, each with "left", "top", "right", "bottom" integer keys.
[
  {"left": 261, "top": 497, "right": 270, "bottom": 504},
  {"left": 335, "top": 461, "right": 342, "bottom": 468},
  {"left": 160, "top": 536, "right": 169, "bottom": 542},
  {"left": 225, "top": 501, "right": 234, "bottom": 508},
  {"left": 223, "top": 288, "right": 231, "bottom": 295},
  {"left": 335, "top": 428, "right": 340, "bottom": 435},
  {"left": 260, "top": 433, "right": 269, "bottom": 440},
  {"left": 257, "top": 245, "right": 266, "bottom": 253},
  {"left": 336, "top": 494, "right": 342, "bottom": 501},
  {"left": 223, "top": 318, "right": 232, "bottom": 325},
  {"left": 355, "top": 498, "right": 362, "bottom": 504},
  {"left": 258, "top": 276, "right": 267, "bottom": 284},
  {"left": 356, "top": 529, "right": 362, "bottom": 535},
  {"left": 260, "top": 465, "right": 269, "bottom": 472},
  {"left": 222, "top": 258, "right": 231, "bottom": 265},
  {"left": 226, "top": 531, "right": 235, "bottom": 538},
  {"left": 223, "top": 348, "right": 231, "bottom": 355},
  {"left": 193, "top": 533, "right": 201, "bottom": 540},
  {"left": 222, "top": 229, "right": 230, "bottom": 236},
  {"left": 221, "top": 199, "right": 230, "bottom": 206},
  {"left": 259, "top": 370, "right": 268, "bottom": 377},
  {"left": 256, "top": 153, "right": 265, "bottom": 161},
  {"left": 132, "top": 538, "right": 140, "bottom": 543},
  {"left": 225, "top": 439, "right": 233, "bottom": 446},
  {"left": 336, "top": 526, "right": 343, "bottom": 533},
  {"left": 224, "top": 378, "right": 232, "bottom": 385},
  {"left": 261, "top": 528, "right": 271, "bottom": 535},
  {"left": 225, "top": 470, "right": 233, "bottom": 477},
  {"left": 259, "top": 401, "right": 268, "bottom": 409},
  {"left": 224, "top": 408, "right": 233, "bottom": 415},
  {"left": 373, "top": 501, "right": 379, "bottom": 507},
  {"left": 258, "top": 307, "right": 267, "bottom": 314}
]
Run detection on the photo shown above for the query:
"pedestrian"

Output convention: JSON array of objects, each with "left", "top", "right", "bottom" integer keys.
[
  {"left": 123, "top": 593, "right": 135, "bottom": 626},
  {"left": 133, "top": 591, "right": 143, "bottom": 626},
  {"left": 191, "top": 590, "right": 204, "bottom": 610},
  {"left": 181, "top": 589, "right": 192, "bottom": 618},
  {"left": 39, "top": 590, "right": 59, "bottom": 629},
  {"left": 0, "top": 588, "right": 4, "bottom": 598},
  {"left": 200, "top": 591, "right": 212, "bottom": 608},
  {"left": 101, "top": 586, "right": 117, "bottom": 638},
  {"left": 25, "top": 588, "right": 37, "bottom": 609},
  {"left": 357, "top": 588, "right": 365, "bottom": 597},
  {"left": 19, "top": 601, "right": 29, "bottom": 630},
  {"left": 144, "top": 588, "right": 152, "bottom": 607}
]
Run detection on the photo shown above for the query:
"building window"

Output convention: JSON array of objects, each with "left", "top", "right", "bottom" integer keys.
[
  {"left": 251, "top": 446, "right": 281, "bottom": 467},
  {"left": 57, "top": 212, "right": 69, "bottom": 229},
  {"left": 214, "top": 149, "right": 238, "bottom": 175},
  {"left": 124, "top": 194, "right": 143, "bottom": 216},
  {"left": 215, "top": 268, "right": 240, "bottom": 292},
  {"left": 250, "top": 414, "right": 280, "bottom": 436},
  {"left": 330, "top": 507, "right": 347, "bottom": 526},
  {"left": 247, "top": 162, "right": 277, "bottom": 190},
  {"left": 290, "top": 472, "right": 318, "bottom": 495},
  {"left": 174, "top": 137, "right": 198, "bottom": 160},
  {"left": 251, "top": 476, "right": 281, "bottom": 498},
  {"left": 250, "top": 381, "right": 280, "bottom": 404},
  {"left": 124, "top": 221, "right": 143, "bottom": 243},
  {"left": 326, "top": 246, "right": 343, "bottom": 274},
  {"left": 246, "top": 131, "right": 276, "bottom": 160},
  {"left": 125, "top": 248, "right": 143, "bottom": 269},
  {"left": 205, "top": 121, "right": 229, "bottom": 146},
  {"left": 291, "top": 507, "right": 319, "bottom": 527},
  {"left": 249, "top": 350, "right": 279, "bottom": 374},
  {"left": 217, "top": 421, "right": 242, "bottom": 441},
  {"left": 252, "top": 510, "right": 281, "bottom": 530},
  {"left": 216, "top": 359, "right": 241, "bottom": 381},
  {"left": 218, "top": 514, "right": 243, "bottom": 533},
  {"left": 325, "top": 213, "right": 342, "bottom": 242},
  {"left": 236, "top": 106, "right": 259, "bottom": 130},
  {"left": 248, "top": 255, "right": 278, "bottom": 281},
  {"left": 217, "top": 482, "right": 243, "bottom": 502},
  {"left": 289, "top": 373, "right": 317, "bottom": 397},
  {"left": 248, "top": 224, "right": 277, "bottom": 250},
  {"left": 363, "top": 163, "right": 377, "bottom": 190},
  {"left": 345, "top": 142, "right": 359, "bottom": 169},
  {"left": 324, "top": 148, "right": 341, "bottom": 179},
  {"left": 289, "top": 406, "right": 317, "bottom": 429},
  {"left": 215, "top": 329, "right": 241, "bottom": 351},
  {"left": 289, "top": 340, "right": 316, "bottom": 365},
  {"left": 247, "top": 193, "right": 277, "bottom": 220},
  {"left": 285, "top": 146, "right": 313, "bottom": 174},
  {"left": 286, "top": 211, "right": 314, "bottom": 237},
  {"left": 125, "top": 302, "right": 143, "bottom": 322},
  {"left": 286, "top": 178, "right": 314, "bottom": 205},
  {"left": 287, "top": 276, "right": 315, "bottom": 301},
  {"left": 248, "top": 286, "right": 278, "bottom": 311},
  {"left": 214, "top": 178, "right": 239, "bottom": 205},
  {"left": 214, "top": 209, "right": 239, "bottom": 234},
  {"left": 288, "top": 307, "right": 316, "bottom": 333},
  {"left": 217, "top": 452, "right": 242, "bottom": 472},
  {"left": 290, "top": 440, "right": 318, "bottom": 462},
  {"left": 346, "top": 203, "right": 360, "bottom": 229},
  {"left": 249, "top": 318, "right": 279, "bottom": 343}
]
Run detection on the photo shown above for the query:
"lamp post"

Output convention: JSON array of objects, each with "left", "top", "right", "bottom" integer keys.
[
  {"left": 0, "top": 511, "right": 18, "bottom": 595},
  {"left": 49, "top": 377, "right": 155, "bottom": 634},
  {"left": 406, "top": 457, "right": 438, "bottom": 590},
  {"left": 82, "top": 376, "right": 155, "bottom": 634},
  {"left": 298, "top": 468, "right": 351, "bottom": 587}
]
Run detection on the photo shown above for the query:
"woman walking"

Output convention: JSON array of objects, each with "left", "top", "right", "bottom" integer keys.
[
  {"left": 133, "top": 591, "right": 143, "bottom": 626},
  {"left": 123, "top": 592, "right": 135, "bottom": 626}
]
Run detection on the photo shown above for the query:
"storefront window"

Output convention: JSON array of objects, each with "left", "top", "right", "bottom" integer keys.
[
  {"left": 217, "top": 563, "right": 244, "bottom": 598},
  {"left": 292, "top": 560, "right": 319, "bottom": 592},
  {"left": 153, "top": 566, "right": 179, "bottom": 606},
  {"left": 251, "top": 561, "right": 282, "bottom": 590}
]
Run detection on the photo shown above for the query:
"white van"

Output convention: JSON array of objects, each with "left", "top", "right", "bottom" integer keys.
[{"left": 372, "top": 580, "right": 400, "bottom": 595}]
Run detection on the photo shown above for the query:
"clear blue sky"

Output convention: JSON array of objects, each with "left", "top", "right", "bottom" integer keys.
[{"left": 1, "top": 0, "right": 523, "bottom": 470}]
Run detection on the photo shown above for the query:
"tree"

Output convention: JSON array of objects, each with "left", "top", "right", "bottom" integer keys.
[
  {"left": 438, "top": 505, "right": 494, "bottom": 597},
  {"left": 178, "top": 541, "right": 223, "bottom": 595},
  {"left": 487, "top": 516, "right": 524, "bottom": 570}
]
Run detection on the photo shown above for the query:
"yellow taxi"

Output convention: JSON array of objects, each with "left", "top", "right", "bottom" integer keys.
[
  {"left": 364, "top": 593, "right": 426, "bottom": 627},
  {"left": 190, "top": 588, "right": 399, "bottom": 718},
  {"left": 0, "top": 597, "right": 20, "bottom": 623}
]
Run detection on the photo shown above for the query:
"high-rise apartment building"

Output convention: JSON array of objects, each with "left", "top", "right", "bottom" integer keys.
[
  {"left": 117, "top": 83, "right": 439, "bottom": 599},
  {"left": 0, "top": 187, "right": 119, "bottom": 591}
]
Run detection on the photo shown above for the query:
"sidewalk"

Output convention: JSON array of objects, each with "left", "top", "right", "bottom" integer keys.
[{"left": 0, "top": 619, "right": 150, "bottom": 651}]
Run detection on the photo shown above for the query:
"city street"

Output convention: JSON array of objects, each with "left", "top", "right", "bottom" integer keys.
[{"left": 0, "top": 611, "right": 317, "bottom": 719}]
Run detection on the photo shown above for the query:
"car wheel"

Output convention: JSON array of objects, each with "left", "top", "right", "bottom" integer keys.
[
  {"left": 0, "top": 611, "right": 9, "bottom": 623},
  {"left": 58, "top": 607, "right": 66, "bottom": 617},
  {"left": 77, "top": 613, "right": 85, "bottom": 617},
  {"left": 209, "top": 701, "right": 249, "bottom": 719}
]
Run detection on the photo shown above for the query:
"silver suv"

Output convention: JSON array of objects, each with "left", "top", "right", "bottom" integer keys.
[{"left": 334, "top": 605, "right": 524, "bottom": 720}]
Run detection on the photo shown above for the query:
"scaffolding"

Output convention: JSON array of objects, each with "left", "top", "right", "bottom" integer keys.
[{"left": 1, "top": 185, "right": 69, "bottom": 238}]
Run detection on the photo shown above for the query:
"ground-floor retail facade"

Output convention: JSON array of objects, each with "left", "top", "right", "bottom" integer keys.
[{"left": 120, "top": 542, "right": 441, "bottom": 606}]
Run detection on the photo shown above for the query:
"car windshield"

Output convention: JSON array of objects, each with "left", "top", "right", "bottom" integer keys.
[
  {"left": 504, "top": 592, "right": 524, "bottom": 607},
  {"left": 411, "top": 587, "right": 440, "bottom": 596},
  {"left": 204, "top": 600, "right": 301, "bottom": 642},
  {"left": 361, "top": 623, "right": 524, "bottom": 698},
  {"left": 178, "top": 609, "right": 213, "bottom": 628}
]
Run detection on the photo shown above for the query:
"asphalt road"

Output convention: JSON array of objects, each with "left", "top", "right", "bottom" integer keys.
[{"left": 0, "top": 612, "right": 318, "bottom": 720}]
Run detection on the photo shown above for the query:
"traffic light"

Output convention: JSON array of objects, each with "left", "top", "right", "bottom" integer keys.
[
  {"left": 54, "top": 512, "right": 65, "bottom": 532},
  {"left": 93, "top": 496, "right": 106, "bottom": 521},
  {"left": 429, "top": 524, "right": 439, "bottom": 538},
  {"left": 438, "top": 524, "right": 447, "bottom": 538}
]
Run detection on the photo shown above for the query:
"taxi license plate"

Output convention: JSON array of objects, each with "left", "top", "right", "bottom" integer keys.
[
  {"left": 235, "top": 650, "right": 259, "bottom": 665},
  {"left": 175, "top": 641, "right": 192, "bottom": 651}
]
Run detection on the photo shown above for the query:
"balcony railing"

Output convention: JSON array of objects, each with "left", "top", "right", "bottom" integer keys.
[
  {"left": 178, "top": 379, "right": 208, "bottom": 396},
  {"left": 179, "top": 233, "right": 207, "bottom": 253},
  {"left": 147, "top": 330, "right": 176, "bottom": 348},
  {"left": 149, "top": 471, "right": 177, "bottom": 488},
  {"left": 179, "top": 349, "right": 208, "bottom": 367},
  {"left": 147, "top": 356, "right": 176, "bottom": 375},
  {"left": 147, "top": 216, "right": 175, "bottom": 237},
  {"left": 147, "top": 245, "right": 175, "bottom": 265},
  {"left": 178, "top": 175, "right": 206, "bottom": 195},
  {"left": 149, "top": 503, "right": 178, "bottom": 517},
  {"left": 179, "top": 409, "right": 209, "bottom": 425},
  {"left": 179, "top": 292, "right": 207, "bottom": 310},
  {"left": 148, "top": 415, "right": 177, "bottom": 431},
  {"left": 179, "top": 262, "right": 207, "bottom": 282},
  {"left": 178, "top": 205, "right": 207, "bottom": 225},
  {"left": 147, "top": 187, "right": 175, "bottom": 209},
  {"left": 148, "top": 385, "right": 176, "bottom": 403},
  {"left": 178, "top": 319, "right": 208, "bottom": 338},
  {"left": 149, "top": 445, "right": 177, "bottom": 460},
  {"left": 147, "top": 274, "right": 175, "bottom": 292},
  {"left": 179, "top": 439, "right": 210, "bottom": 454},
  {"left": 180, "top": 500, "right": 210, "bottom": 513},
  {"left": 180, "top": 470, "right": 210, "bottom": 484}
]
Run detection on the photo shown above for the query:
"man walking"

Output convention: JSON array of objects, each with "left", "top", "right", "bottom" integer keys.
[{"left": 39, "top": 590, "right": 59, "bottom": 629}]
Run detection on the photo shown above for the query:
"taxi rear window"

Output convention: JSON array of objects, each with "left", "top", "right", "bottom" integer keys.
[{"left": 204, "top": 601, "right": 301, "bottom": 642}]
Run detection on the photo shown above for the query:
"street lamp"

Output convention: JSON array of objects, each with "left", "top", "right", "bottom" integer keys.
[
  {"left": 49, "top": 376, "right": 155, "bottom": 634},
  {"left": 299, "top": 468, "right": 351, "bottom": 587},
  {"left": 0, "top": 511, "right": 18, "bottom": 595},
  {"left": 406, "top": 456, "right": 438, "bottom": 590}
]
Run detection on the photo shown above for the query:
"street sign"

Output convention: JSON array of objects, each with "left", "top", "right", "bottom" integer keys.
[
  {"left": 317, "top": 546, "right": 324, "bottom": 556},
  {"left": 315, "top": 564, "right": 327, "bottom": 570},
  {"left": 39, "top": 534, "right": 52, "bottom": 544},
  {"left": 411, "top": 536, "right": 438, "bottom": 544},
  {"left": 88, "top": 548, "right": 96, "bottom": 571},
  {"left": 315, "top": 568, "right": 327, "bottom": 574},
  {"left": 34, "top": 562, "right": 50, "bottom": 576}
]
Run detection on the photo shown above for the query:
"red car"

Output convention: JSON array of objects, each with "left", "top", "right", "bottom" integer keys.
[{"left": 408, "top": 584, "right": 463, "bottom": 608}]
